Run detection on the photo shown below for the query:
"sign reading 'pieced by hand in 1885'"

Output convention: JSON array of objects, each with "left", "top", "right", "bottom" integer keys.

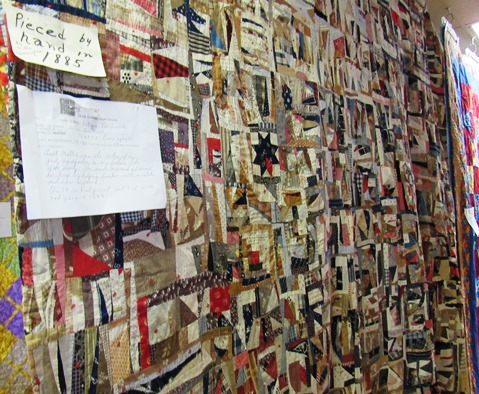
[{"left": 5, "top": 5, "right": 106, "bottom": 77}]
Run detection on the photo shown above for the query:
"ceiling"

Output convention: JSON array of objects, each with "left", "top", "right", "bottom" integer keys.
[{"left": 426, "top": 0, "right": 479, "bottom": 51}]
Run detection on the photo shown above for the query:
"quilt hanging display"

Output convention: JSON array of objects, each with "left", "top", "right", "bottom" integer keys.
[
  {"left": 4, "top": 0, "right": 471, "bottom": 393},
  {"left": 444, "top": 22, "right": 479, "bottom": 393}
]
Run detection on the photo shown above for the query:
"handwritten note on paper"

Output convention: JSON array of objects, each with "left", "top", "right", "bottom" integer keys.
[
  {"left": 5, "top": 5, "right": 106, "bottom": 77},
  {"left": 17, "top": 85, "right": 167, "bottom": 220},
  {"left": 465, "top": 207, "right": 479, "bottom": 236},
  {"left": 0, "top": 202, "right": 12, "bottom": 238}
]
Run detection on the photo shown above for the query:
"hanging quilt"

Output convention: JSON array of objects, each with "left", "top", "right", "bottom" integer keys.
[
  {"left": 444, "top": 21, "right": 479, "bottom": 393},
  {"left": 2, "top": 0, "right": 471, "bottom": 393}
]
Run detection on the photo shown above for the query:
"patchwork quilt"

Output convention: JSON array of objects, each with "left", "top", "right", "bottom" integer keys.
[
  {"left": 0, "top": 0, "right": 471, "bottom": 393},
  {"left": 444, "top": 23, "right": 479, "bottom": 394}
]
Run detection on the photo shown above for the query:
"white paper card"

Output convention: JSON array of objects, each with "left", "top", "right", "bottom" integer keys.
[
  {"left": 5, "top": 5, "right": 106, "bottom": 77},
  {"left": 17, "top": 85, "right": 167, "bottom": 220},
  {"left": 0, "top": 202, "right": 12, "bottom": 238},
  {"left": 465, "top": 207, "right": 479, "bottom": 236}
]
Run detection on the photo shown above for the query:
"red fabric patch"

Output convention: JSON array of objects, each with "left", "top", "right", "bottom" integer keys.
[
  {"left": 153, "top": 54, "right": 189, "bottom": 78},
  {"left": 279, "top": 148, "right": 287, "bottom": 171},
  {"left": 0, "top": 18, "right": 4, "bottom": 47},
  {"left": 63, "top": 222, "right": 72, "bottom": 234},
  {"left": 137, "top": 297, "right": 151, "bottom": 369},
  {"left": 214, "top": 377, "right": 223, "bottom": 394},
  {"left": 235, "top": 351, "right": 249, "bottom": 369},
  {"left": 232, "top": 265, "right": 241, "bottom": 279},
  {"left": 474, "top": 167, "right": 479, "bottom": 194},
  {"left": 227, "top": 231, "right": 239, "bottom": 245},
  {"left": 391, "top": 10, "right": 400, "bottom": 27},
  {"left": 249, "top": 250, "right": 260, "bottom": 265},
  {"left": 72, "top": 245, "right": 112, "bottom": 277},
  {"left": 207, "top": 138, "right": 221, "bottom": 164},
  {"left": 473, "top": 92, "right": 479, "bottom": 119},
  {"left": 120, "top": 45, "right": 150, "bottom": 63},
  {"left": 22, "top": 248, "right": 34, "bottom": 286},
  {"left": 54, "top": 288, "right": 63, "bottom": 322},
  {"left": 279, "top": 374, "right": 289, "bottom": 389},
  {"left": 266, "top": 355, "right": 278, "bottom": 379},
  {"left": 461, "top": 83, "right": 471, "bottom": 113},
  {"left": 210, "top": 286, "right": 230, "bottom": 316},
  {"left": 397, "top": 182, "right": 406, "bottom": 211},
  {"left": 265, "top": 157, "right": 273, "bottom": 176},
  {"left": 450, "top": 265, "right": 460, "bottom": 278},
  {"left": 131, "top": 0, "right": 157, "bottom": 15},
  {"left": 289, "top": 361, "right": 302, "bottom": 392},
  {"left": 362, "top": 175, "right": 368, "bottom": 193},
  {"left": 333, "top": 37, "right": 345, "bottom": 57},
  {"left": 465, "top": 128, "right": 474, "bottom": 166},
  {"left": 299, "top": 365, "right": 308, "bottom": 385},
  {"left": 174, "top": 143, "right": 188, "bottom": 149},
  {"left": 4, "top": 17, "right": 19, "bottom": 62},
  {"left": 342, "top": 353, "right": 355, "bottom": 364},
  {"left": 0, "top": 72, "right": 8, "bottom": 87},
  {"left": 283, "top": 299, "right": 295, "bottom": 321}
]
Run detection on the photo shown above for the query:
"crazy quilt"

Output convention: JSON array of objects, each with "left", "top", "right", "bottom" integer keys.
[{"left": 3, "top": 0, "right": 471, "bottom": 393}]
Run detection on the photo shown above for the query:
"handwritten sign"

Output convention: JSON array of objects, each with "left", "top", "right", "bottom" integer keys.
[
  {"left": 17, "top": 85, "right": 166, "bottom": 219},
  {"left": 5, "top": 5, "right": 106, "bottom": 77}
]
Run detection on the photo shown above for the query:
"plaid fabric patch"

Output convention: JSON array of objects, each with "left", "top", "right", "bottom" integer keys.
[
  {"left": 406, "top": 331, "right": 428, "bottom": 350},
  {"left": 120, "top": 210, "right": 166, "bottom": 236},
  {"left": 275, "top": 50, "right": 289, "bottom": 68},
  {"left": 120, "top": 211, "right": 143, "bottom": 223},
  {"left": 152, "top": 54, "right": 189, "bottom": 78},
  {"left": 24, "top": 63, "right": 55, "bottom": 92},
  {"left": 25, "top": 75, "right": 55, "bottom": 92},
  {"left": 233, "top": 330, "right": 243, "bottom": 356}
]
